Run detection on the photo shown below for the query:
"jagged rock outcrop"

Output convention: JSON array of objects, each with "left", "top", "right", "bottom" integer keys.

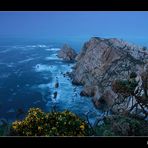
[
  {"left": 70, "top": 37, "right": 148, "bottom": 112},
  {"left": 57, "top": 44, "right": 77, "bottom": 61}
]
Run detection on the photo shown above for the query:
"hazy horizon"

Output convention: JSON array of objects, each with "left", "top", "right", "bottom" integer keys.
[{"left": 0, "top": 11, "right": 148, "bottom": 46}]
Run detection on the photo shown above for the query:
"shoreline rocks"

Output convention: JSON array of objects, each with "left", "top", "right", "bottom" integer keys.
[{"left": 57, "top": 44, "right": 77, "bottom": 61}]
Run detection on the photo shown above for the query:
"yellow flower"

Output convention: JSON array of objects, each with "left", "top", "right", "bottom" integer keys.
[
  {"left": 12, "top": 125, "right": 17, "bottom": 129},
  {"left": 80, "top": 125, "right": 85, "bottom": 130},
  {"left": 38, "top": 126, "right": 42, "bottom": 130}
]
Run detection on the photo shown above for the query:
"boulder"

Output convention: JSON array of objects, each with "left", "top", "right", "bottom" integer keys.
[
  {"left": 92, "top": 89, "right": 117, "bottom": 110},
  {"left": 80, "top": 85, "right": 98, "bottom": 97},
  {"left": 57, "top": 44, "right": 77, "bottom": 61}
]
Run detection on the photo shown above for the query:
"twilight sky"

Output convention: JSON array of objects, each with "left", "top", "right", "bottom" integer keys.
[{"left": 0, "top": 11, "right": 148, "bottom": 45}]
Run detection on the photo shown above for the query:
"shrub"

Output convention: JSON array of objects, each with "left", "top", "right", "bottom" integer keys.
[
  {"left": 112, "top": 80, "right": 130, "bottom": 95},
  {"left": 112, "top": 79, "right": 138, "bottom": 96},
  {"left": 95, "top": 115, "right": 148, "bottom": 136},
  {"left": 10, "top": 108, "right": 89, "bottom": 136},
  {"left": 130, "top": 72, "right": 137, "bottom": 78},
  {"left": 0, "top": 119, "right": 10, "bottom": 136}
]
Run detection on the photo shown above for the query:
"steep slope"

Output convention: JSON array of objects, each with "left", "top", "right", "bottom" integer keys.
[{"left": 70, "top": 37, "right": 148, "bottom": 111}]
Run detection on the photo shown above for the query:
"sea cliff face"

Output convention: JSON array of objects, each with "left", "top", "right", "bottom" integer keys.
[{"left": 70, "top": 37, "right": 148, "bottom": 112}]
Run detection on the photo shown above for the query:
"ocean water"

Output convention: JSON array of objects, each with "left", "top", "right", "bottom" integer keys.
[
  {"left": 0, "top": 39, "right": 102, "bottom": 124},
  {"left": 1, "top": 37, "right": 146, "bottom": 126}
]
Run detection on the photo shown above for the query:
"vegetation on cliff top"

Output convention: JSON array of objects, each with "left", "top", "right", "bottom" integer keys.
[{"left": 9, "top": 108, "right": 89, "bottom": 136}]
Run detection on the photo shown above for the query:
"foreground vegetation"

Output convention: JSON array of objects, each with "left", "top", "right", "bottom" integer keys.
[
  {"left": 94, "top": 115, "right": 148, "bottom": 136},
  {"left": 0, "top": 107, "right": 147, "bottom": 136},
  {"left": 9, "top": 108, "right": 89, "bottom": 136}
]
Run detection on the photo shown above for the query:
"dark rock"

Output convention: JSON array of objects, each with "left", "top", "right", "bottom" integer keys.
[
  {"left": 53, "top": 91, "right": 58, "bottom": 99},
  {"left": 92, "top": 89, "right": 117, "bottom": 111},
  {"left": 54, "top": 82, "right": 59, "bottom": 88},
  {"left": 57, "top": 44, "right": 77, "bottom": 61},
  {"left": 80, "top": 85, "right": 98, "bottom": 97},
  {"left": 72, "top": 79, "right": 82, "bottom": 85}
]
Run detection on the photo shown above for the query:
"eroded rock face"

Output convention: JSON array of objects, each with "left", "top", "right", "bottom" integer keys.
[
  {"left": 92, "top": 89, "right": 117, "bottom": 111},
  {"left": 80, "top": 85, "right": 99, "bottom": 97},
  {"left": 71, "top": 37, "right": 148, "bottom": 111},
  {"left": 57, "top": 44, "right": 77, "bottom": 61}
]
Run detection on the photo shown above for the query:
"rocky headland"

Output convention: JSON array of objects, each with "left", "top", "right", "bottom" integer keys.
[{"left": 69, "top": 37, "right": 148, "bottom": 114}]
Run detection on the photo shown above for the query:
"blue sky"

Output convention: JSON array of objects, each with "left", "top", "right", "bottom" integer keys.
[{"left": 0, "top": 11, "right": 148, "bottom": 45}]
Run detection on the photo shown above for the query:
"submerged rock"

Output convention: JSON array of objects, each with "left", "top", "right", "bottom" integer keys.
[{"left": 57, "top": 44, "right": 77, "bottom": 61}]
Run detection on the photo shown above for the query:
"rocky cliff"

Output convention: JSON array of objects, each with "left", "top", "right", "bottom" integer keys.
[
  {"left": 70, "top": 37, "right": 148, "bottom": 112},
  {"left": 57, "top": 44, "right": 77, "bottom": 61}
]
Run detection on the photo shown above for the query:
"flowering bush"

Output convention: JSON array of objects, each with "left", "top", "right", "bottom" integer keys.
[{"left": 10, "top": 108, "right": 89, "bottom": 136}]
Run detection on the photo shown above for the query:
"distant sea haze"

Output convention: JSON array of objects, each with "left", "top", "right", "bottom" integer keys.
[{"left": 0, "top": 36, "right": 147, "bottom": 51}]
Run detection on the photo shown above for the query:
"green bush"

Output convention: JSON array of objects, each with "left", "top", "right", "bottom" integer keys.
[
  {"left": 112, "top": 79, "right": 138, "bottom": 96},
  {"left": 0, "top": 119, "right": 10, "bottom": 136},
  {"left": 0, "top": 127, "right": 5, "bottom": 136},
  {"left": 10, "top": 108, "right": 89, "bottom": 136},
  {"left": 95, "top": 115, "right": 148, "bottom": 136}
]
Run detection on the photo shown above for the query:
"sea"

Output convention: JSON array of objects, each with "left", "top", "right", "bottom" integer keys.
[
  {"left": 0, "top": 37, "right": 147, "bottom": 125},
  {"left": 0, "top": 38, "right": 102, "bottom": 125}
]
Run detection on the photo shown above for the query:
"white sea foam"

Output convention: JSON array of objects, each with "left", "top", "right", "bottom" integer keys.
[
  {"left": 45, "top": 48, "right": 60, "bottom": 51},
  {"left": 45, "top": 54, "right": 59, "bottom": 61},
  {"left": 25, "top": 45, "right": 47, "bottom": 48},
  {"left": 38, "top": 83, "right": 50, "bottom": 89},
  {"left": 37, "top": 45, "right": 47, "bottom": 48},
  {"left": 31, "top": 83, "right": 50, "bottom": 94},
  {"left": 43, "top": 76, "right": 49, "bottom": 80},
  {"left": 0, "top": 62, "right": 15, "bottom": 68},
  {"left": 7, "top": 63, "right": 15, "bottom": 68},
  {"left": 26, "top": 45, "right": 37, "bottom": 48},
  {"left": 14, "top": 46, "right": 25, "bottom": 50},
  {"left": 34, "top": 64, "right": 51, "bottom": 72},
  {"left": 18, "top": 58, "right": 34, "bottom": 64}
]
